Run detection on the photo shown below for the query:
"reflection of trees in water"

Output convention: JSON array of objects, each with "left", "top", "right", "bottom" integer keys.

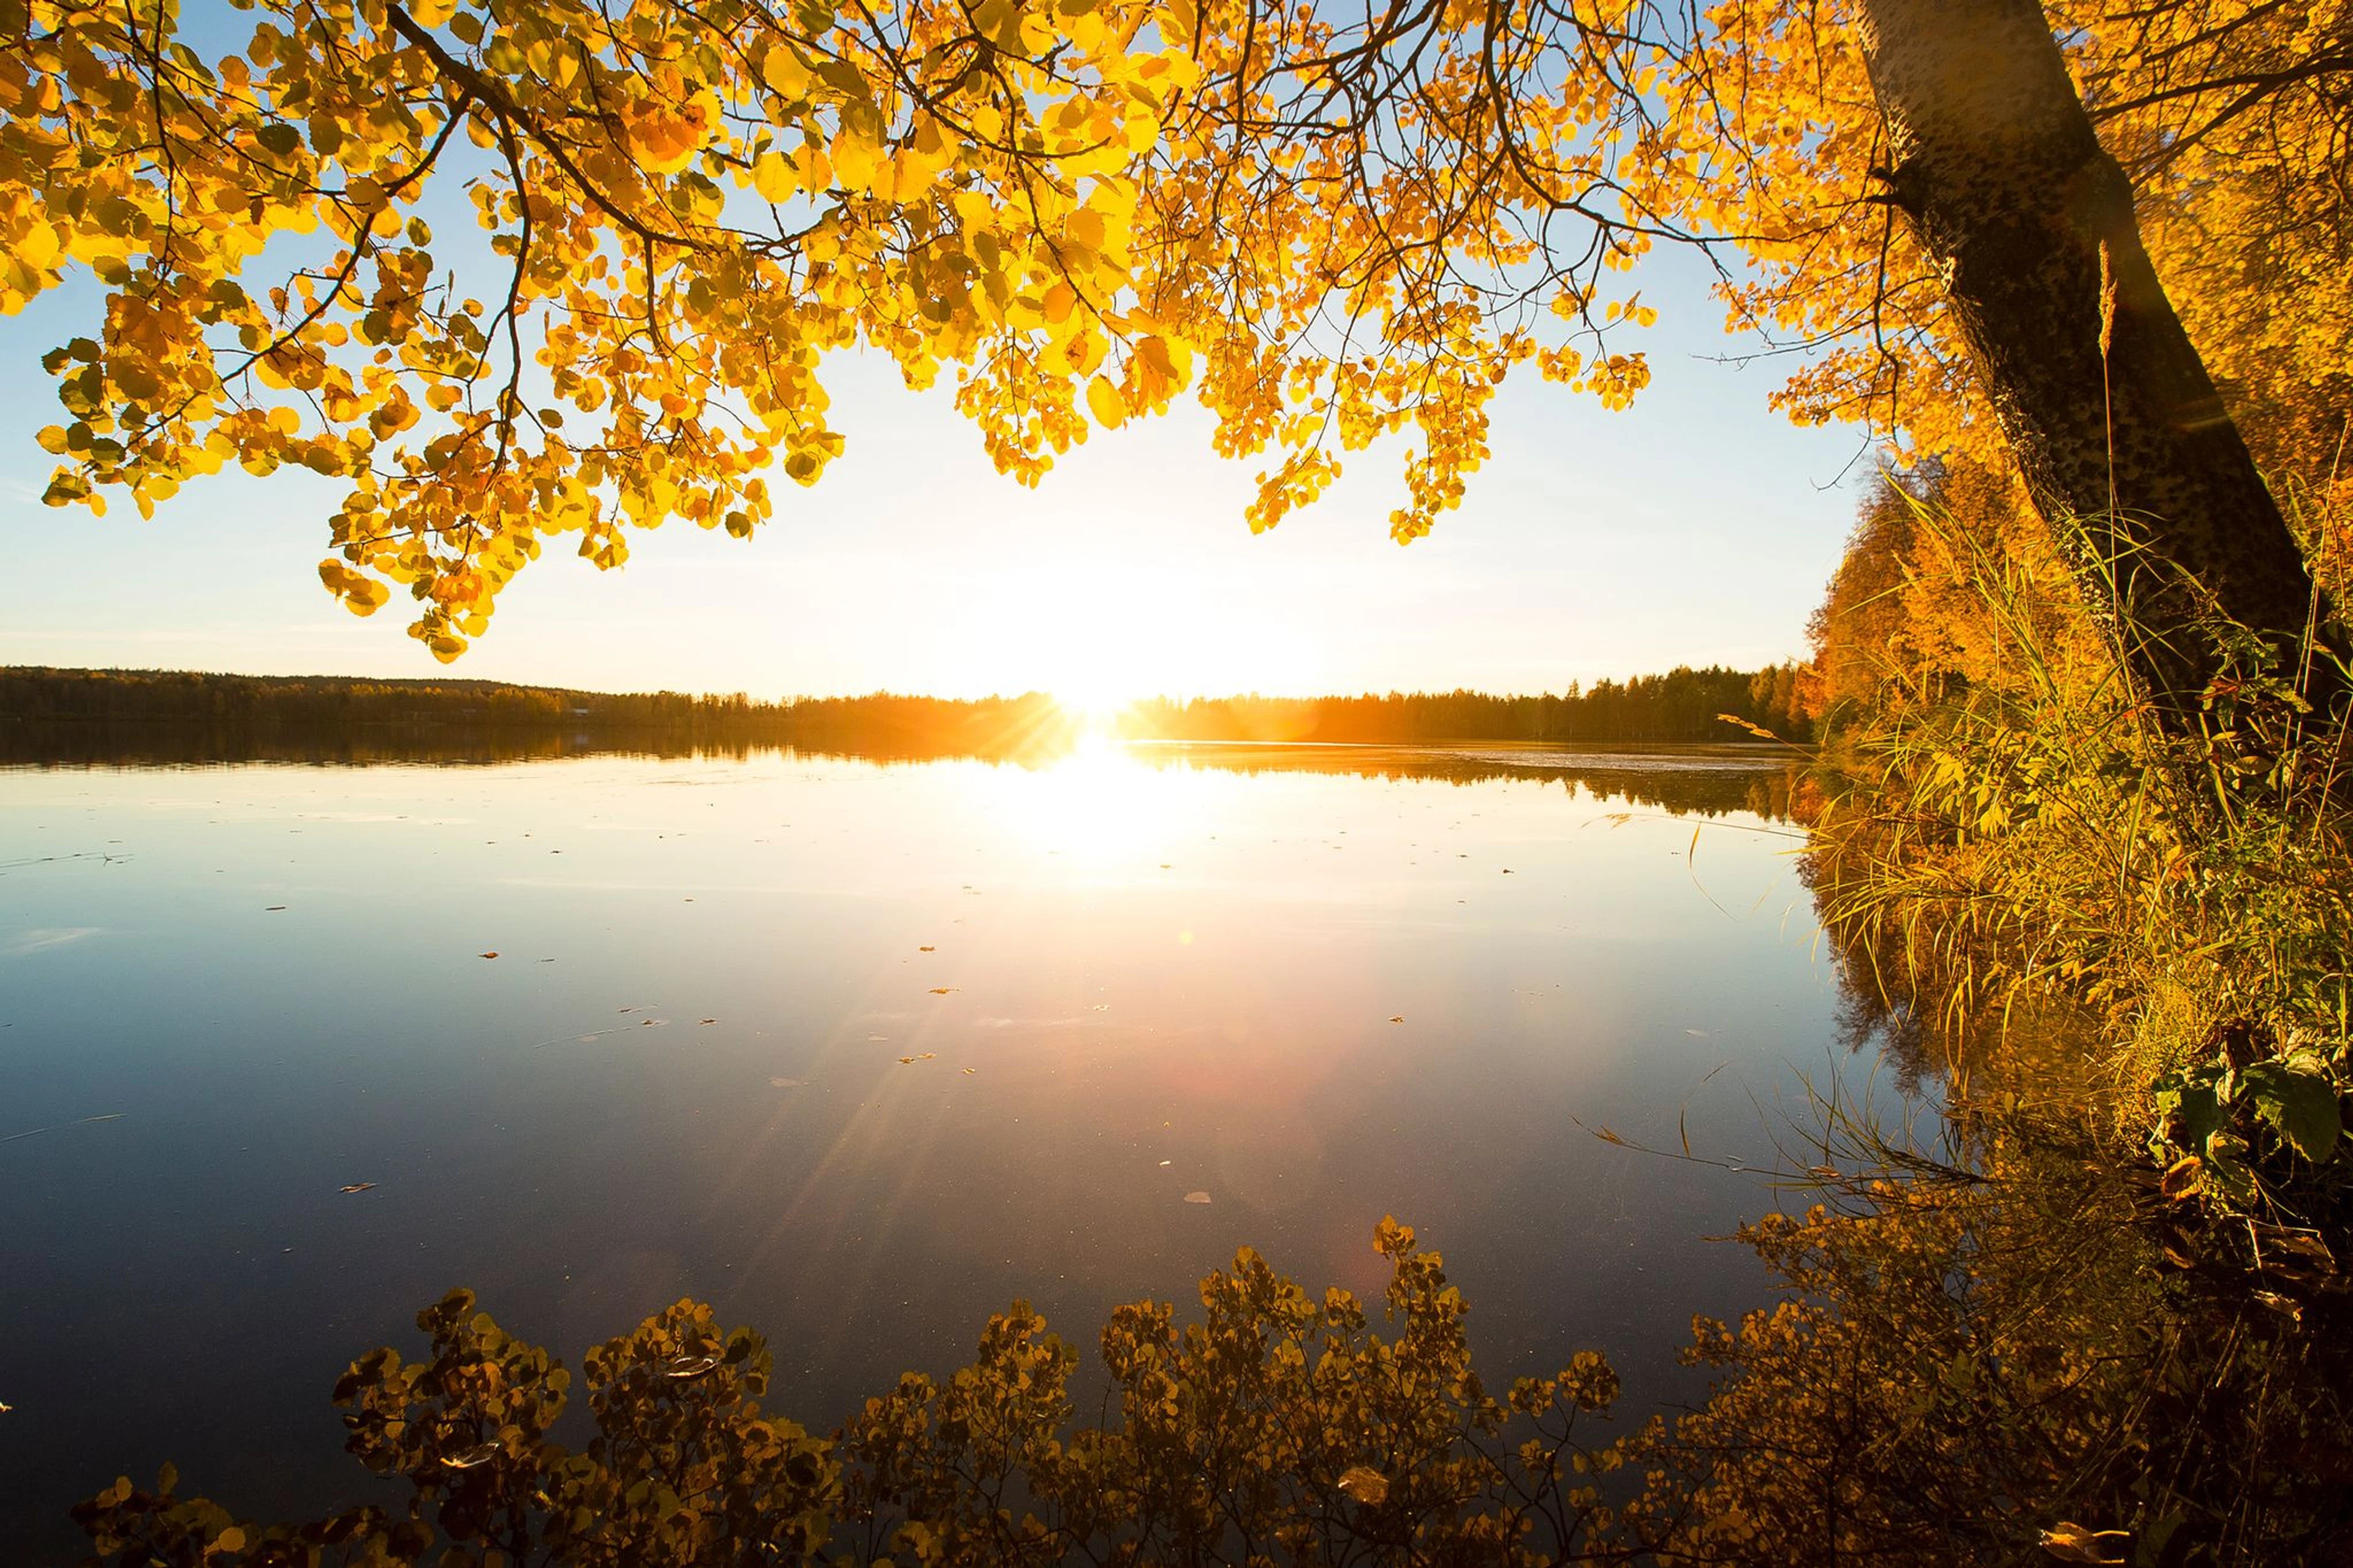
[
  {"left": 1728, "top": 834, "right": 2353, "bottom": 1563},
  {"left": 1117, "top": 742, "right": 1801, "bottom": 820},
  {"left": 1656, "top": 1127, "right": 2353, "bottom": 1564},
  {"left": 0, "top": 724, "right": 1802, "bottom": 821},
  {"left": 0, "top": 721, "right": 1052, "bottom": 770},
  {"left": 1827, "top": 968, "right": 1931, "bottom": 1088},
  {"left": 0, "top": 721, "right": 618, "bottom": 768}
]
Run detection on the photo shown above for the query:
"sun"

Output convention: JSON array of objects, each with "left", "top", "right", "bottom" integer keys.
[
  {"left": 1050, "top": 680, "right": 1143, "bottom": 735},
  {"left": 1040, "top": 649, "right": 1159, "bottom": 735}
]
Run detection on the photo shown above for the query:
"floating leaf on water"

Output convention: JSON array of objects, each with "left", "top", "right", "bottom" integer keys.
[
  {"left": 1336, "top": 1466, "right": 1389, "bottom": 1506},
  {"left": 339, "top": 1183, "right": 376, "bottom": 1194},
  {"left": 896, "top": 1053, "right": 939, "bottom": 1064},
  {"left": 929, "top": 988, "right": 957, "bottom": 995},
  {"left": 1389, "top": 1016, "right": 1404, "bottom": 1024},
  {"left": 1184, "top": 1191, "right": 1211, "bottom": 1205},
  {"left": 441, "top": 1443, "right": 502, "bottom": 1470},
  {"left": 919, "top": 945, "right": 935, "bottom": 952},
  {"left": 700, "top": 1018, "right": 716, "bottom": 1025},
  {"left": 963, "top": 1067, "right": 976, "bottom": 1074},
  {"left": 661, "top": 1355, "right": 719, "bottom": 1380},
  {"left": 2037, "top": 1523, "right": 2128, "bottom": 1565},
  {"left": 479, "top": 952, "right": 499, "bottom": 960}
]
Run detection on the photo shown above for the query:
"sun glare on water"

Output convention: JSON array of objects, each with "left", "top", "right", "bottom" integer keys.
[{"left": 980, "top": 696, "right": 1198, "bottom": 866}]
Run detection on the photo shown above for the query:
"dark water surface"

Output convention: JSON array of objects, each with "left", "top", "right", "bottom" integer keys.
[{"left": 1, "top": 740, "right": 1854, "bottom": 1558}]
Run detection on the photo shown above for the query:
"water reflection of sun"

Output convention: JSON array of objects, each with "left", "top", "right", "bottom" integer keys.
[{"left": 1002, "top": 722, "right": 1195, "bottom": 866}]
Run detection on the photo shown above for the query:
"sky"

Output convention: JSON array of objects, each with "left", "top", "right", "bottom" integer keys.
[{"left": 0, "top": 243, "right": 1873, "bottom": 704}]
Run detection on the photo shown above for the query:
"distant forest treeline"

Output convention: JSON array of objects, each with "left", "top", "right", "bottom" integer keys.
[
  {"left": 0, "top": 663, "right": 1814, "bottom": 751},
  {"left": 1115, "top": 665, "right": 1811, "bottom": 745}
]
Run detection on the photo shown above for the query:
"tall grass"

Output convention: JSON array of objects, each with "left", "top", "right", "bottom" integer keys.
[{"left": 1804, "top": 485, "right": 2353, "bottom": 1221}]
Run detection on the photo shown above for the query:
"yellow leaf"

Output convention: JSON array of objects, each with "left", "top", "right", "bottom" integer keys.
[
  {"left": 1086, "top": 375, "right": 1124, "bottom": 427},
  {"left": 761, "top": 45, "right": 810, "bottom": 97},
  {"left": 830, "top": 123, "right": 882, "bottom": 193},
  {"left": 17, "top": 221, "right": 59, "bottom": 272},
  {"left": 1137, "top": 333, "right": 1191, "bottom": 384},
  {"left": 752, "top": 152, "right": 797, "bottom": 203},
  {"left": 1156, "top": 0, "right": 1198, "bottom": 48}
]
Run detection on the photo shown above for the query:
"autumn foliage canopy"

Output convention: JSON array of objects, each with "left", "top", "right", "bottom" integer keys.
[{"left": 4, "top": 0, "right": 2347, "bottom": 660}]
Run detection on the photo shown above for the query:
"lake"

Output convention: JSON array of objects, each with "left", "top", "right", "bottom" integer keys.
[{"left": 0, "top": 738, "right": 1867, "bottom": 1558}]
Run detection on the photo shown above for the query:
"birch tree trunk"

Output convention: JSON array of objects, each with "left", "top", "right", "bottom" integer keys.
[{"left": 1854, "top": 0, "right": 2340, "bottom": 721}]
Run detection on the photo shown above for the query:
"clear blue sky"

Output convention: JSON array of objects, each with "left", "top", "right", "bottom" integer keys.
[{"left": 0, "top": 244, "right": 1869, "bottom": 702}]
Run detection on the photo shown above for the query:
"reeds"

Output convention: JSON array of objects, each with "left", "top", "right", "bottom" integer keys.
[{"left": 1805, "top": 482, "right": 2353, "bottom": 1211}]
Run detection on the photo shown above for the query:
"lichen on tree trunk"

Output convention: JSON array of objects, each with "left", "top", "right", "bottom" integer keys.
[{"left": 1854, "top": 0, "right": 2341, "bottom": 722}]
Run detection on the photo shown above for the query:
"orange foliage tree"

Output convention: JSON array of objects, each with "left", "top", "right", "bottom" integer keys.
[{"left": 4, "top": 0, "right": 2340, "bottom": 703}]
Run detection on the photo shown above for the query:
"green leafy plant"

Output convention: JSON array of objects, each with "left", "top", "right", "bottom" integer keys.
[{"left": 2150, "top": 1042, "right": 2346, "bottom": 1211}]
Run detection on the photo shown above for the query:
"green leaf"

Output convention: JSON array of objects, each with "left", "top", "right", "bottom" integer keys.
[
  {"left": 2152, "top": 1069, "right": 2225, "bottom": 1151},
  {"left": 2202, "top": 1134, "right": 2259, "bottom": 1205},
  {"left": 2240, "top": 1061, "right": 2343, "bottom": 1163}
]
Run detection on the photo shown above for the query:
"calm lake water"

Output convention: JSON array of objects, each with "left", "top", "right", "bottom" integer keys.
[{"left": 1, "top": 740, "right": 1868, "bottom": 1557}]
